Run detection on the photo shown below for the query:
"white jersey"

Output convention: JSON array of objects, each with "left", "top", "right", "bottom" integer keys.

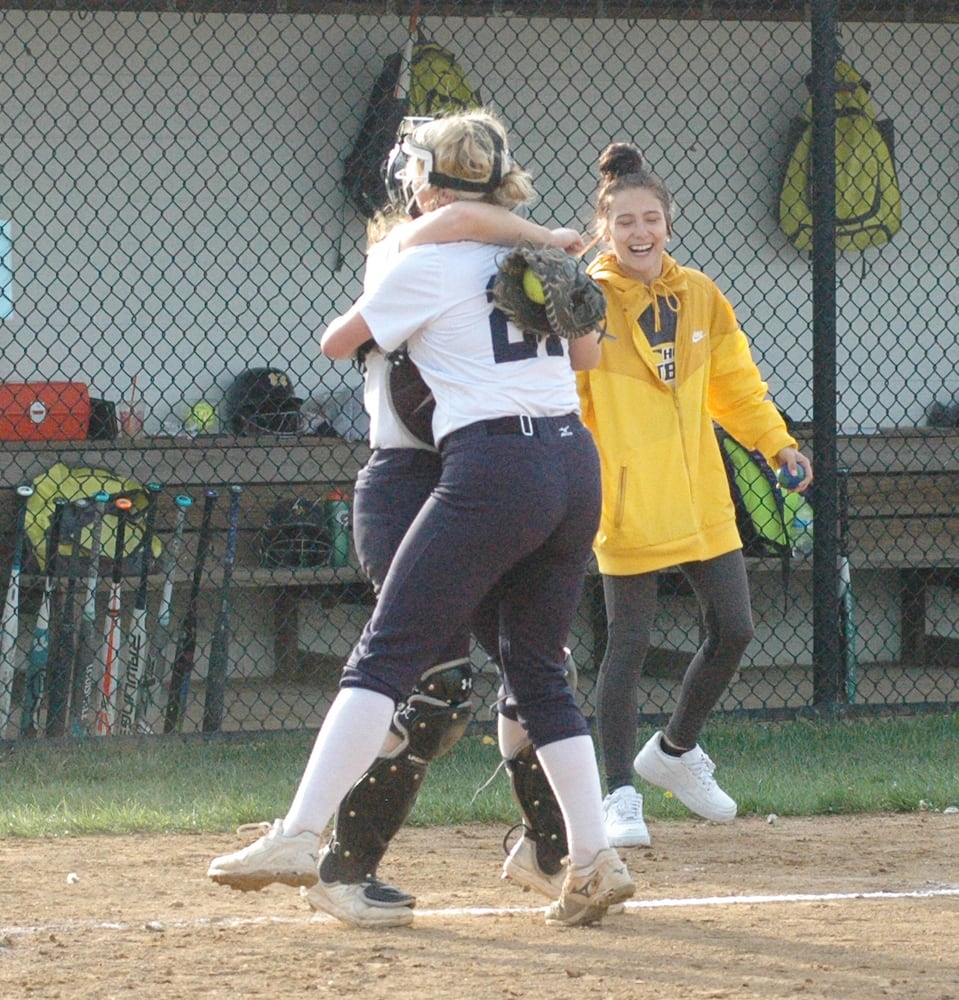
[
  {"left": 358, "top": 241, "right": 581, "bottom": 445},
  {"left": 362, "top": 230, "right": 435, "bottom": 452}
]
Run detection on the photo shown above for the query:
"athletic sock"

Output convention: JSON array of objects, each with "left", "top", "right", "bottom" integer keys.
[
  {"left": 536, "top": 734, "right": 608, "bottom": 868},
  {"left": 283, "top": 687, "right": 395, "bottom": 838}
]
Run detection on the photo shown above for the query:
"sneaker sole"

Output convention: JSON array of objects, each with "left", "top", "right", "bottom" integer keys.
[
  {"left": 209, "top": 869, "right": 318, "bottom": 891},
  {"left": 545, "top": 879, "right": 635, "bottom": 928},
  {"left": 301, "top": 886, "right": 415, "bottom": 928},
  {"left": 606, "top": 831, "right": 652, "bottom": 849}
]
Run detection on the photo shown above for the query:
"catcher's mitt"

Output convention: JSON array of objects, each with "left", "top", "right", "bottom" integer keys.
[{"left": 491, "top": 245, "right": 606, "bottom": 340}]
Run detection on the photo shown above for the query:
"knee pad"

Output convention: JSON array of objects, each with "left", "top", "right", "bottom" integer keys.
[
  {"left": 390, "top": 657, "right": 473, "bottom": 762},
  {"left": 504, "top": 742, "right": 568, "bottom": 875}
]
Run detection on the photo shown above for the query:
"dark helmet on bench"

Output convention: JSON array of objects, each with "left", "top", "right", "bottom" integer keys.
[
  {"left": 259, "top": 497, "right": 331, "bottom": 568},
  {"left": 225, "top": 367, "right": 302, "bottom": 435}
]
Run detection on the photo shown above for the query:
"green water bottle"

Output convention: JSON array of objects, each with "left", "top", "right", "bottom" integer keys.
[{"left": 325, "top": 489, "right": 351, "bottom": 567}]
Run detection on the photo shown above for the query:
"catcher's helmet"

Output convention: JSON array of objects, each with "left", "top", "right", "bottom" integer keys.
[
  {"left": 224, "top": 368, "right": 302, "bottom": 435},
  {"left": 384, "top": 116, "right": 509, "bottom": 215},
  {"left": 259, "top": 497, "right": 331, "bottom": 568},
  {"left": 384, "top": 116, "right": 434, "bottom": 216}
]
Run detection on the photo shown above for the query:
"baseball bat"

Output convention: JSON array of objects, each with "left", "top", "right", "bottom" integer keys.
[
  {"left": 838, "top": 468, "right": 858, "bottom": 703},
  {"left": 21, "top": 498, "right": 68, "bottom": 738},
  {"left": 119, "top": 482, "right": 162, "bottom": 735},
  {"left": 73, "top": 490, "right": 110, "bottom": 735},
  {"left": 46, "top": 501, "right": 84, "bottom": 737},
  {"left": 164, "top": 488, "right": 217, "bottom": 733},
  {"left": 95, "top": 497, "right": 133, "bottom": 736},
  {"left": 138, "top": 493, "right": 192, "bottom": 734},
  {"left": 202, "top": 485, "right": 242, "bottom": 733},
  {"left": 0, "top": 484, "right": 35, "bottom": 738}
]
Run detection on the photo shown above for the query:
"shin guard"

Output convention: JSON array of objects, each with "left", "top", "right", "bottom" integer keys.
[
  {"left": 322, "top": 658, "right": 473, "bottom": 884},
  {"left": 504, "top": 742, "right": 569, "bottom": 876}
]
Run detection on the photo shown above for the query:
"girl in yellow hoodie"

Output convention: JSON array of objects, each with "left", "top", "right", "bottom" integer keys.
[{"left": 578, "top": 143, "right": 813, "bottom": 847}]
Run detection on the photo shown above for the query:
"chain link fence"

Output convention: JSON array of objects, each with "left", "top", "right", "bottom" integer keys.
[{"left": 1, "top": 1, "right": 957, "bottom": 740}]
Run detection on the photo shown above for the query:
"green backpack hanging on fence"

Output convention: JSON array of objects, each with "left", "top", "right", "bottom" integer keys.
[
  {"left": 24, "top": 462, "right": 163, "bottom": 574},
  {"left": 778, "top": 58, "right": 902, "bottom": 253}
]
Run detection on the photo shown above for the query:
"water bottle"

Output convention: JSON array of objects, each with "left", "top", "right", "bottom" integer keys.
[
  {"left": 787, "top": 496, "right": 815, "bottom": 556},
  {"left": 325, "top": 489, "right": 351, "bottom": 567}
]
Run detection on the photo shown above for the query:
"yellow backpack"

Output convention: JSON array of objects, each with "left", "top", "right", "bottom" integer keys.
[
  {"left": 779, "top": 59, "right": 902, "bottom": 253},
  {"left": 408, "top": 41, "right": 482, "bottom": 117},
  {"left": 25, "top": 462, "right": 163, "bottom": 574},
  {"left": 343, "top": 34, "right": 483, "bottom": 219}
]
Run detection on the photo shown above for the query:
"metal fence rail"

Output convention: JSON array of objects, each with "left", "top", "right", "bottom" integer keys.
[{"left": 1, "top": 1, "right": 957, "bottom": 739}]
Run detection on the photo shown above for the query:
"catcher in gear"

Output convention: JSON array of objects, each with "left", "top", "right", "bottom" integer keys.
[
  {"left": 209, "top": 120, "right": 592, "bottom": 926},
  {"left": 491, "top": 244, "right": 607, "bottom": 341}
]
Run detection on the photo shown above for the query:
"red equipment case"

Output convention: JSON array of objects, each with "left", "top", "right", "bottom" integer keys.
[{"left": 0, "top": 382, "right": 91, "bottom": 442}]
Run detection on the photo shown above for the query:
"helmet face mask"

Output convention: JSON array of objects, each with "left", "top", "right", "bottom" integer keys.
[
  {"left": 384, "top": 116, "right": 435, "bottom": 216},
  {"left": 259, "top": 497, "right": 331, "bottom": 568},
  {"left": 383, "top": 115, "right": 509, "bottom": 214},
  {"left": 225, "top": 368, "right": 303, "bottom": 436}
]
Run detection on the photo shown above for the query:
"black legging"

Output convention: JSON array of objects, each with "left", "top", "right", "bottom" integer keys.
[{"left": 596, "top": 550, "right": 755, "bottom": 791}]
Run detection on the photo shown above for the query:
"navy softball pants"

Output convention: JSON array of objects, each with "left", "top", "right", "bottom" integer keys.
[{"left": 341, "top": 414, "right": 601, "bottom": 749}]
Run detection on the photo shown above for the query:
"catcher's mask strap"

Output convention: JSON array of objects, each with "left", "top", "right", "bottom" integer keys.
[{"left": 401, "top": 130, "right": 509, "bottom": 194}]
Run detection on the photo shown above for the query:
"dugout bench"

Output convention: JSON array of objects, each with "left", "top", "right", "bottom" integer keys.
[
  {"left": 584, "top": 426, "right": 959, "bottom": 671},
  {"left": 0, "top": 434, "right": 375, "bottom": 685},
  {"left": 1, "top": 426, "right": 958, "bottom": 708},
  {"left": 831, "top": 428, "right": 959, "bottom": 663}
]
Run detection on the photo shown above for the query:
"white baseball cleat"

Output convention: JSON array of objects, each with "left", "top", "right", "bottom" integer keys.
[{"left": 208, "top": 819, "right": 320, "bottom": 891}]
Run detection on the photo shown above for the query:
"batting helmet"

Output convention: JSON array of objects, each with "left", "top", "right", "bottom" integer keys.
[
  {"left": 259, "top": 497, "right": 331, "bottom": 568},
  {"left": 224, "top": 368, "right": 302, "bottom": 435}
]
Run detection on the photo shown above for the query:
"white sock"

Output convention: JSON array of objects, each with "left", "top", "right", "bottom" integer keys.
[
  {"left": 497, "top": 713, "right": 530, "bottom": 760},
  {"left": 535, "top": 734, "right": 610, "bottom": 868},
  {"left": 282, "top": 688, "right": 395, "bottom": 837}
]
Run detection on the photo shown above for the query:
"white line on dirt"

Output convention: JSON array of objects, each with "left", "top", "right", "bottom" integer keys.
[{"left": 4, "top": 885, "right": 959, "bottom": 938}]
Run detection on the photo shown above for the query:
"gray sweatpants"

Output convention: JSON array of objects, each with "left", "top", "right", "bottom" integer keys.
[{"left": 596, "top": 550, "right": 755, "bottom": 790}]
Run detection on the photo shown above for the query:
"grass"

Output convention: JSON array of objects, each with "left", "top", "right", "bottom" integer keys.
[{"left": 1, "top": 714, "right": 957, "bottom": 838}]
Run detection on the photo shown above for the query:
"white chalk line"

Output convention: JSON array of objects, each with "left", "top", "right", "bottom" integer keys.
[{"left": 4, "top": 885, "right": 958, "bottom": 940}]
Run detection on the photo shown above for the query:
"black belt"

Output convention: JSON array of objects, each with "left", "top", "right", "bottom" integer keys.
[
  {"left": 483, "top": 415, "right": 540, "bottom": 437},
  {"left": 481, "top": 413, "right": 579, "bottom": 438},
  {"left": 440, "top": 413, "right": 579, "bottom": 451}
]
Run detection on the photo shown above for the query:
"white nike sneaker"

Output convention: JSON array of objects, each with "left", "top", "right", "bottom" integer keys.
[
  {"left": 634, "top": 732, "right": 737, "bottom": 823},
  {"left": 602, "top": 785, "right": 652, "bottom": 848}
]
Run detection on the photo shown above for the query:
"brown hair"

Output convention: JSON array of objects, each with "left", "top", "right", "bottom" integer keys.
[{"left": 589, "top": 142, "right": 676, "bottom": 249}]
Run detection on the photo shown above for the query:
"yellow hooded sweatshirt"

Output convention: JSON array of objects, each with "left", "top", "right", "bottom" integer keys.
[{"left": 578, "top": 252, "right": 797, "bottom": 577}]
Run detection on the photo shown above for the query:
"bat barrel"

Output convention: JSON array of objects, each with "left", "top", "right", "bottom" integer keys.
[
  {"left": 202, "top": 485, "right": 242, "bottom": 733},
  {"left": 164, "top": 489, "right": 217, "bottom": 733}
]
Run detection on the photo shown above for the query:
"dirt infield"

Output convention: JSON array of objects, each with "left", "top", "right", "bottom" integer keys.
[{"left": 2, "top": 813, "right": 958, "bottom": 999}]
